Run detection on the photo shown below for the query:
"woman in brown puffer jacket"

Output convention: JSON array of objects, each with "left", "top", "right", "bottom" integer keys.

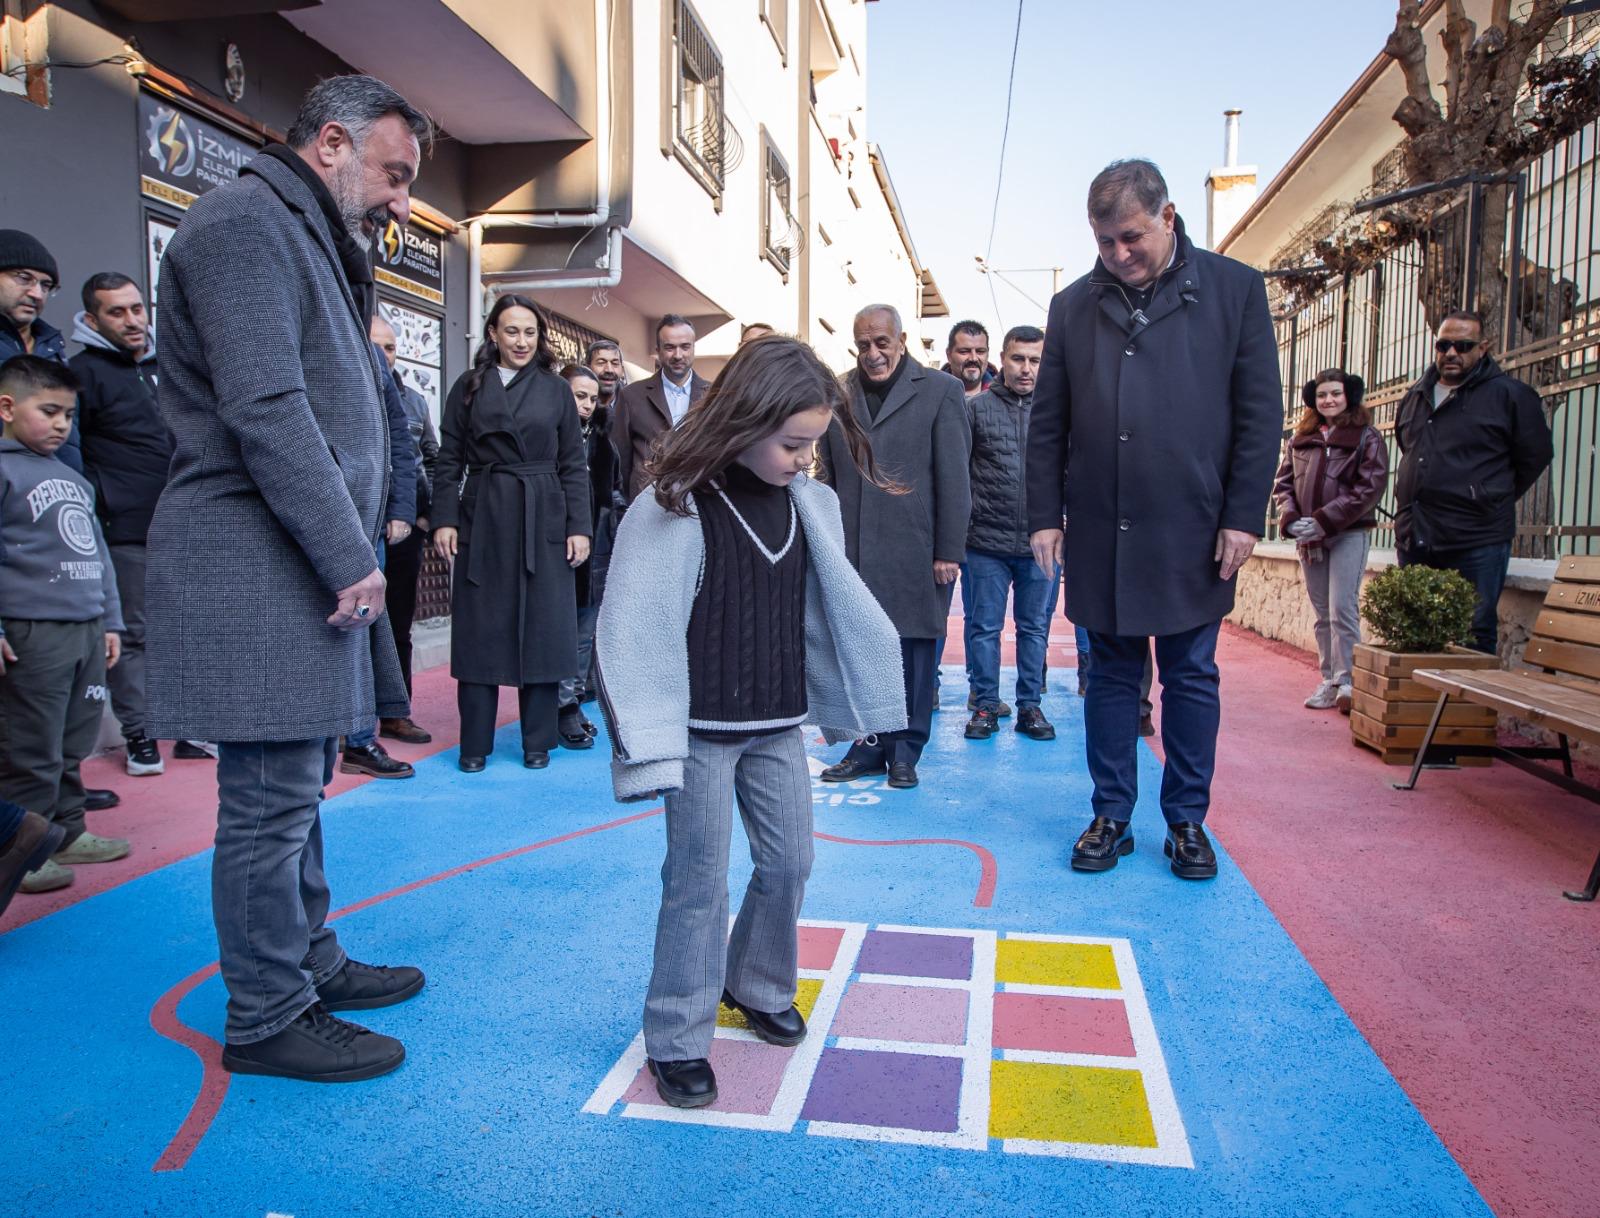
[{"left": 1272, "top": 370, "right": 1389, "bottom": 713}]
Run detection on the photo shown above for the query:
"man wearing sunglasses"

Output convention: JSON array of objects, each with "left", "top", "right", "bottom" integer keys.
[
  {"left": 0, "top": 231, "right": 79, "bottom": 472},
  {"left": 1394, "top": 310, "right": 1553, "bottom": 656}
]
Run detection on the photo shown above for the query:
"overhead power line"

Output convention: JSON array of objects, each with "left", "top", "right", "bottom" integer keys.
[{"left": 984, "top": 0, "right": 1025, "bottom": 329}]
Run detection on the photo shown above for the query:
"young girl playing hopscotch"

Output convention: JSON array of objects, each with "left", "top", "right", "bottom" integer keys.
[{"left": 596, "top": 335, "right": 906, "bottom": 1109}]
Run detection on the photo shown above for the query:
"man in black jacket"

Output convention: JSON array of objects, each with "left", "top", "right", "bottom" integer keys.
[
  {"left": 1394, "top": 310, "right": 1553, "bottom": 656},
  {"left": 69, "top": 273, "right": 173, "bottom": 777},
  {"left": 1026, "top": 160, "right": 1281, "bottom": 882},
  {"left": 964, "top": 325, "right": 1055, "bottom": 744}
]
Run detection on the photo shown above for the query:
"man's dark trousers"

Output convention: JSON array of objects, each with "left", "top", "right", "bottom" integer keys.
[
  {"left": 844, "top": 638, "right": 937, "bottom": 769},
  {"left": 1398, "top": 542, "right": 1511, "bottom": 656},
  {"left": 386, "top": 529, "right": 425, "bottom": 693},
  {"left": 106, "top": 543, "right": 149, "bottom": 742},
  {"left": 1084, "top": 620, "right": 1223, "bottom": 826},
  {"left": 214, "top": 737, "right": 347, "bottom": 1044}
]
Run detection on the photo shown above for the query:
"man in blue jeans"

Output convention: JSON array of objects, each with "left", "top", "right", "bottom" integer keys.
[
  {"left": 1025, "top": 160, "right": 1281, "bottom": 881},
  {"left": 964, "top": 325, "right": 1055, "bottom": 742},
  {"left": 1394, "top": 310, "right": 1553, "bottom": 657}
]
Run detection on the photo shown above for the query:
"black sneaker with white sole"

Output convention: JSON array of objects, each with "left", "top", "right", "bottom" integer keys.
[{"left": 126, "top": 736, "right": 164, "bottom": 776}]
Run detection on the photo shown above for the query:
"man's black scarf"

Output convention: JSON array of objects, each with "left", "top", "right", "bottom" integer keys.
[{"left": 257, "top": 144, "right": 377, "bottom": 329}]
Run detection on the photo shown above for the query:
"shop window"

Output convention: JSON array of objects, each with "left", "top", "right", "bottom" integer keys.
[
  {"left": 760, "top": 128, "right": 795, "bottom": 279},
  {"left": 761, "top": 0, "right": 788, "bottom": 64},
  {"left": 669, "top": 0, "right": 727, "bottom": 199}
]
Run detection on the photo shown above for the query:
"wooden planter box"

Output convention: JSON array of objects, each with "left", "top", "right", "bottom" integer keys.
[{"left": 1350, "top": 643, "right": 1500, "bottom": 766}]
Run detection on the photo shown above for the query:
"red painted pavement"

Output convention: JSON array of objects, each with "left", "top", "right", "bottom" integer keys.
[{"left": 0, "top": 671, "right": 525, "bottom": 934}]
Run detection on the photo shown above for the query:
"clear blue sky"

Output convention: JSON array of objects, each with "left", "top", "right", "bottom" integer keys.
[{"left": 865, "top": 0, "right": 1405, "bottom": 340}]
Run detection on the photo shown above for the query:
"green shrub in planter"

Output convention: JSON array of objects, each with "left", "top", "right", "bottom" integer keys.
[{"left": 1360, "top": 564, "right": 1478, "bottom": 654}]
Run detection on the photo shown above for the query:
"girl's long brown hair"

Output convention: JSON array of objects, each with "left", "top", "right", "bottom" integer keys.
[
  {"left": 648, "top": 335, "right": 899, "bottom": 516},
  {"left": 1294, "top": 368, "right": 1370, "bottom": 436}
]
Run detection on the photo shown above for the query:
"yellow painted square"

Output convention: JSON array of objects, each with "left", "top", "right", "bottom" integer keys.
[
  {"left": 989, "top": 1060, "right": 1158, "bottom": 1147},
  {"left": 994, "top": 939, "right": 1120, "bottom": 990},
  {"left": 718, "top": 978, "right": 823, "bottom": 1030}
]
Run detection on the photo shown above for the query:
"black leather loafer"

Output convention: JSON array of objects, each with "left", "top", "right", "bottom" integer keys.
[
  {"left": 820, "top": 757, "right": 886, "bottom": 783},
  {"left": 721, "top": 989, "right": 807, "bottom": 1046},
  {"left": 84, "top": 788, "right": 120, "bottom": 811},
  {"left": 1164, "top": 822, "right": 1218, "bottom": 880},
  {"left": 316, "top": 959, "right": 425, "bottom": 1011},
  {"left": 887, "top": 762, "right": 919, "bottom": 789},
  {"left": 459, "top": 756, "right": 486, "bottom": 773},
  {"left": 1071, "top": 816, "right": 1134, "bottom": 872},
  {"left": 648, "top": 1057, "right": 717, "bottom": 1108},
  {"left": 523, "top": 751, "right": 550, "bottom": 769},
  {"left": 558, "top": 716, "right": 594, "bottom": 750}
]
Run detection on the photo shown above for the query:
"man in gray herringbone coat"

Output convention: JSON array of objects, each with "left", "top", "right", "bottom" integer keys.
[{"left": 145, "top": 76, "right": 431, "bottom": 1084}]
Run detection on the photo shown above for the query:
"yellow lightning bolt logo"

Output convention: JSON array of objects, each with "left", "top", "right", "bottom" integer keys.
[
  {"left": 160, "top": 110, "right": 187, "bottom": 173},
  {"left": 381, "top": 221, "right": 402, "bottom": 263}
]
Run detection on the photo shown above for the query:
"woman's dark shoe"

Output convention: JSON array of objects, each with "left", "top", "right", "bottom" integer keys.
[
  {"left": 459, "top": 756, "right": 486, "bottom": 773},
  {"left": 558, "top": 713, "right": 595, "bottom": 750},
  {"left": 84, "top": 788, "right": 120, "bottom": 811},
  {"left": 523, "top": 751, "right": 550, "bottom": 769},
  {"left": 887, "top": 762, "right": 919, "bottom": 789},
  {"left": 220, "top": 1003, "right": 405, "bottom": 1083},
  {"left": 316, "top": 959, "right": 425, "bottom": 1011},
  {"left": 1071, "top": 816, "right": 1134, "bottom": 872},
  {"left": 1164, "top": 822, "right": 1218, "bottom": 880},
  {"left": 820, "top": 757, "right": 886, "bottom": 783},
  {"left": 1015, "top": 707, "right": 1056, "bottom": 740},
  {"left": 647, "top": 1057, "right": 717, "bottom": 1108},
  {"left": 720, "top": 989, "right": 807, "bottom": 1046}
]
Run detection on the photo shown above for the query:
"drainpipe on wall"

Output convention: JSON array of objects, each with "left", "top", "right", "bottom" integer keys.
[{"left": 465, "top": 0, "right": 621, "bottom": 353}]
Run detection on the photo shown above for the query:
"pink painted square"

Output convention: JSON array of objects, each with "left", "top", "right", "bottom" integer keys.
[
  {"left": 798, "top": 925, "right": 846, "bottom": 972},
  {"left": 829, "top": 982, "right": 969, "bottom": 1045},
  {"left": 991, "top": 993, "right": 1137, "bottom": 1057},
  {"left": 622, "top": 1038, "right": 795, "bottom": 1116}
]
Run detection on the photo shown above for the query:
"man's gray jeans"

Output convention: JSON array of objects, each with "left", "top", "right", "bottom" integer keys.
[{"left": 214, "top": 737, "right": 347, "bottom": 1044}]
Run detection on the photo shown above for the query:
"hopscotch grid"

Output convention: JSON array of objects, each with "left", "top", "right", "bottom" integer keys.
[{"left": 585, "top": 920, "right": 1193, "bottom": 1169}]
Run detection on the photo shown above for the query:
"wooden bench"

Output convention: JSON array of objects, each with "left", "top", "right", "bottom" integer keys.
[{"left": 1398, "top": 555, "right": 1600, "bottom": 901}]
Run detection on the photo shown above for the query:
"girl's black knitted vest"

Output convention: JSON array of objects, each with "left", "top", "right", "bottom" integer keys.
[{"left": 687, "top": 467, "right": 808, "bottom": 739}]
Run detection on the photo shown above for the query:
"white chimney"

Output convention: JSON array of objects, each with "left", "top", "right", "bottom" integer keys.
[{"left": 1206, "top": 108, "right": 1258, "bottom": 251}]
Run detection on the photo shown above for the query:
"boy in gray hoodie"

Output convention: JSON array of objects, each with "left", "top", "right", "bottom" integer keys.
[{"left": 0, "top": 355, "right": 130, "bottom": 895}]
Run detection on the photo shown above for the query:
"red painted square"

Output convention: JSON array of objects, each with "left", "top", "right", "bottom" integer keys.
[
  {"left": 798, "top": 925, "right": 846, "bottom": 971},
  {"left": 992, "top": 993, "right": 1136, "bottom": 1057}
]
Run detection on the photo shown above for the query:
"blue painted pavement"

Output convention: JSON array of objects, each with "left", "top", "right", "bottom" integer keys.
[{"left": 0, "top": 671, "right": 1490, "bottom": 1217}]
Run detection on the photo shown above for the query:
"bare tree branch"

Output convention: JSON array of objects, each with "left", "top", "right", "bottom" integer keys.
[
  {"left": 1386, "top": 0, "right": 1445, "bottom": 137},
  {"left": 1442, "top": 0, "right": 1476, "bottom": 116}
]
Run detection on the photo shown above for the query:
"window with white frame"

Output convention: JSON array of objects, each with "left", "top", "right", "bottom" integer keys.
[
  {"left": 761, "top": 128, "right": 795, "bottom": 277},
  {"left": 672, "top": 0, "right": 727, "bottom": 196}
]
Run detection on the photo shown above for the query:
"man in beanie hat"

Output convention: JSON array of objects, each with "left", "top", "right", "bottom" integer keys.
[{"left": 0, "top": 230, "right": 79, "bottom": 473}]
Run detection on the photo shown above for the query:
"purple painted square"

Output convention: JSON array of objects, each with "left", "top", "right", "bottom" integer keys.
[
  {"left": 623, "top": 1039, "right": 794, "bottom": 1116},
  {"left": 830, "top": 982, "right": 970, "bottom": 1045},
  {"left": 800, "top": 1048, "right": 962, "bottom": 1132},
  {"left": 856, "top": 930, "right": 973, "bottom": 981}
]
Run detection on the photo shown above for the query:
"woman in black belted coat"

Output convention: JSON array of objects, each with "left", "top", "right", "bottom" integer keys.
[{"left": 432, "top": 295, "right": 592, "bottom": 770}]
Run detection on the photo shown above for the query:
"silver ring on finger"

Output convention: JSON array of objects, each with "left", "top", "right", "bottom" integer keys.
[{"left": 356, "top": 604, "right": 372, "bottom": 618}]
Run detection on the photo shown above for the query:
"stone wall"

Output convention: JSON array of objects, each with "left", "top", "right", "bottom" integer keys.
[
  {"left": 1230, "top": 542, "right": 1579, "bottom": 754},
  {"left": 1229, "top": 542, "right": 1554, "bottom": 669}
]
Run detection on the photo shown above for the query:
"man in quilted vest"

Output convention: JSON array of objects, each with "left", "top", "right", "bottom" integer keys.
[{"left": 963, "top": 326, "right": 1056, "bottom": 744}]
